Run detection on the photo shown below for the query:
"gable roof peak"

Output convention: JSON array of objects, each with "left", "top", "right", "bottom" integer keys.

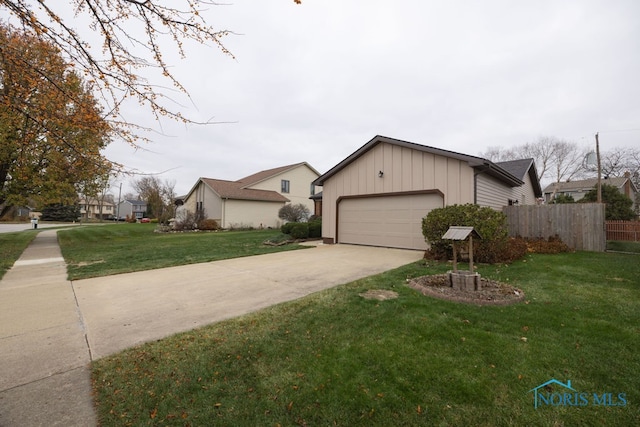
[
  {"left": 236, "top": 162, "right": 319, "bottom": 188},
  {"left": 313, "top": 135, "right": 524, "bottom": 188}
]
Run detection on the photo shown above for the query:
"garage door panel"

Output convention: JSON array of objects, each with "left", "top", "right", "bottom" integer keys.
[{"left": 338, "top": 194, "right": 443, "bottom": 250}]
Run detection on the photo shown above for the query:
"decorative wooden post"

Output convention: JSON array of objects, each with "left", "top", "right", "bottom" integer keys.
[
  {"left": 468, "top": 234, "right": 474, "bottom": 272},
  {"left": 452, "top": 240, "right": 458, "bottom": 273}
]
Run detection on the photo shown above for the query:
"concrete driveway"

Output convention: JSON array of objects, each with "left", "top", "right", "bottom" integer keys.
[{"left": 74, "top": 243, "right": 423, "bottom": 359}]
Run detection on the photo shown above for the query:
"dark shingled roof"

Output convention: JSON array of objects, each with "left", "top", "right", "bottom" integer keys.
[{"left": 495, "top": 158, "right": 542, "bottom": 197}]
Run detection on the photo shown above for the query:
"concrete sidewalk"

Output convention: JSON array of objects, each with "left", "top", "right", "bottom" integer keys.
[
  {"left": 0, "top": 230, "right": 95, "bottom": 426},
  {"left": 0, "top": 231, "right": 422, "bottom": 426}
]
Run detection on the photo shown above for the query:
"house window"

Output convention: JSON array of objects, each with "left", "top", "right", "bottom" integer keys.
[
  {"left": 281, "top": 180, "right": 290, "bottom": 193},
  {"left": 310, "top": 184, "right": 315, "bottom": 196}
]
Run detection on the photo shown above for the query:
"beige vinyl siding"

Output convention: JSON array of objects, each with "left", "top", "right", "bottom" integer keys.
[
  {"left": 476, "top": 172, "right": 537, "bottom": 210},
  {"left": 197, "top": 182, "right": 223, "bottom": 220},
  {"left": 182, "top": 181, "right": 223, "bottom": 221},
  {"left": 223, "top": 200, "right": 284, "bottom": 229},
  {"left": 322, "top": 142, "right": 474, "bottom": 242},
  {"left": 518, "top": 173, "right": 537, "bottom": 205},
  {"left": 476, "top": 174, "right": 513, "bottom": 210}
]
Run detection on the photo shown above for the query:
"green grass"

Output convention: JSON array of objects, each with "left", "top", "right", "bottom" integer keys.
[
  {"left": 607, "top": 240, "right": 640, "bottom": 254},
  {"left": 92, "top": 251, "right": 640, "bottom": 426},
  {"left": 58, "top": 224, "right": 309, "bottom": 280},
  {"left": 0, "top": 231, "right": 37, "bottom": 279}
]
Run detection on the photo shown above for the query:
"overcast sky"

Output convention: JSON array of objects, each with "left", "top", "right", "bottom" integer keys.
[{"left": 100, "top": 0, "right": 640, "bottom": 196}]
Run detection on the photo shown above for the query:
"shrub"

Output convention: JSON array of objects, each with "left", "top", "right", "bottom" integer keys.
[
  {"left": 198, "top": 219, "right": 219, "bottom": 231},
  {"left": 551, "top": 194, "right": 575, "bottom": 204},
  {"left": 506, "top": 237, "right": 529, "bottom": 262},
  {"left": 308, "top": 217, "right": 322, "bottom": 238},
  {"left": 227, "top": 223, "right": 254, "bottom": 231},
  {"left": 580, "top": 183, "right": 635, "bottom": 220},
  {"left": 281, "top": 222, "right": 295, "bottom": 235},
  {"left": 525, "top": 235, "right": 571, "bottom": 254},
  {"left": 41, "top": 204, "right": 80, "bottom": 222},
  {"left": 172, "top": 209, "right": 203, "bottom": 231},
  {"left": 278, "top": 204, "right": 310, "bottom": 222},
  {"left": 289, "top": 222, "right": 309, "bottom": 239},
  {"left": 422, "top": 204, "right": 510, "bottom": 264}
]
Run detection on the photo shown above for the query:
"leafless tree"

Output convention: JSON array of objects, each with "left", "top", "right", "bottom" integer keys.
[
  {"left": 132, "top": 176, "right": 175, "bottom": 222},
  {"left": 600, "top": 147, "right": 640, "bottom": 178},
  {"left": 481, "top": 136, "right": 589, "bottom": 185}
]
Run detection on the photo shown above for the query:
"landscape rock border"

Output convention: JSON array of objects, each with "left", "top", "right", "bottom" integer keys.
[{"left": 408, "top": 274, "right": 525, "bottom": 306}]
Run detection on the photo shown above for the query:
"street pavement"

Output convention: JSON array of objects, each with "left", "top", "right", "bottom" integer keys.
[
  {"left": 0, "top": 230, "right": 423, "bottom": 426},
  {"left": 0, "top": 223, "right": 86, "bottom": 233}
]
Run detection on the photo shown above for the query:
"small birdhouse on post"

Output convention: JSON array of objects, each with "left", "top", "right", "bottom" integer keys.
[{"left": 442, "top": 226, "right": 482, "bottom": 291}]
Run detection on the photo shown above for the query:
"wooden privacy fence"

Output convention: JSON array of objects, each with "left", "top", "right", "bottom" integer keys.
[
  {"left": 503, "top": 204, "right": 606, "bottom": 252},
  {"left": 606, "top": 220, "right": 640, "bottom": 242}
]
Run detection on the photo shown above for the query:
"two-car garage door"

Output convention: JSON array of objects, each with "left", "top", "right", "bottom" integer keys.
[{"left": 337, "top": 192, "right": 444, "bottom": 250}]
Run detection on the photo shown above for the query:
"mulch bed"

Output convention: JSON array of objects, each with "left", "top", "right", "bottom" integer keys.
[{"left": 408, "top": 274, "right": 525, "bottom": 306}]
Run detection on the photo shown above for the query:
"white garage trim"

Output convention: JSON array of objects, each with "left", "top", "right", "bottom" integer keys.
[{"left": 337, "top": 190, "right": 444, "bottom": 250}]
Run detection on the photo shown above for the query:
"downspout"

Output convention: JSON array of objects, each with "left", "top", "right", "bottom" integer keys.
[{"left": 222, "top": 198, "right": 227, "bottom": 229}]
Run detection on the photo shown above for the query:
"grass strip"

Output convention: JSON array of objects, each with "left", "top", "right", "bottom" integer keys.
[
  {"left": 0, "top": 230, "right": 37, "bottom": 280},
  {"left": 607, "top": 240, "right": 640, "bottom": 254},
  {"left": 58, "top": 224, "right": 308, "bottom": 280}
]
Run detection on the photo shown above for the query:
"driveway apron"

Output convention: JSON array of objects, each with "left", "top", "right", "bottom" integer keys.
[{"left": 0, "top": 231, "right": 423, "bottom": 426}]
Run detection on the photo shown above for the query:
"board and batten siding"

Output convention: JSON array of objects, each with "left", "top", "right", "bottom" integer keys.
[{"left": 322, "top": 142, "right": 474, "bottom": 242}]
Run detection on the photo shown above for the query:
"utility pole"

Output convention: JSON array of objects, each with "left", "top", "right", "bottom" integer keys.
[
  {"left": 116, "top": 182, "right": 122, "bottom": 221},
  {"left": 595, "top": 133, "right": 602, "bottom": 203}
]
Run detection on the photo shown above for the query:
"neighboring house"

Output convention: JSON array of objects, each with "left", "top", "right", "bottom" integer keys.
[
  {"left": 543, "top": 174, "right": 638, "bottom": 210},
  {"left": 79, "top": 198, "right": 115, "bottom": 220},
  {"left": 312, "top": 135, "right": 542, "bottom": 250},
  {"left": 117, "top": 199, "right": 147, "bottom": 220},
  {"left": 181, "top": 162, "right": 320, "bottom": 229}
]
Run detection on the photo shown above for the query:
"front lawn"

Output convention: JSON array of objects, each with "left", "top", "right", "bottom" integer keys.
[
  {"left": 607, "top": 240, "right": 640, "bottom": 254},
  {"left": 58, "top": 224, "right": 308, "bottom": 280},
  {"left": 0, "top": 231, "right": 37, "bottom": 279},
  {"left": 92, "top": 251, "right": 640, "bottom": 426}
]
